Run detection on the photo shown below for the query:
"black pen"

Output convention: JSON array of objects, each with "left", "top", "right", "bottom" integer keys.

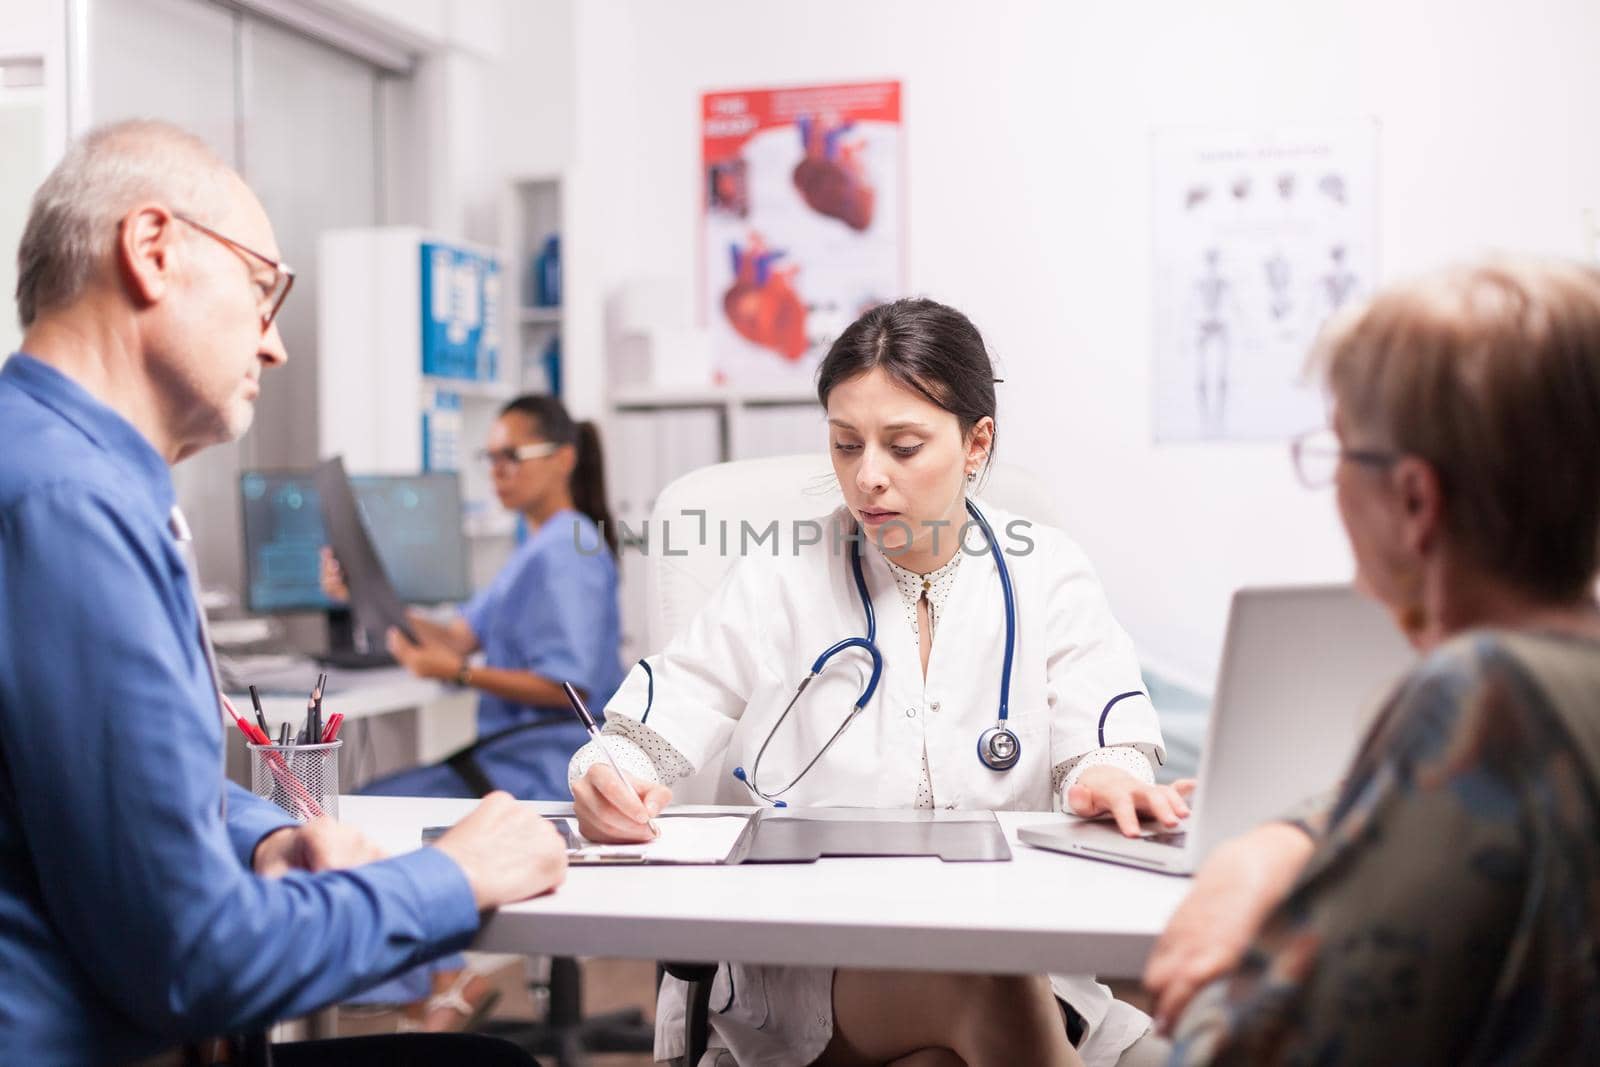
[
  {"left": 248, "top": 685, "right": 269, "bottom": 736},
  {"left": 278, "top": 722, "right": 290, "bottom": 747},
  {"left": 305, "top": 672, "right": 325, "bottom": 747},
  {"left": 312, "top": 672, "right": 326, "bottom": 744}
]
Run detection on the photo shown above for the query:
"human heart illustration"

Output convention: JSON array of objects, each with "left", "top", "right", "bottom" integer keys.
[
  {"left": 723, "top": 235, "right": 809, "bottom": 360},
  {"left": 792, "top": 115, "right": 874, "bottom": 232}
]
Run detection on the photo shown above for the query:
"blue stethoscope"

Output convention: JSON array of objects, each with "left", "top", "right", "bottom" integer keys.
[{"left": 732, "top": 500, "right": 1020, "bottom": 806}]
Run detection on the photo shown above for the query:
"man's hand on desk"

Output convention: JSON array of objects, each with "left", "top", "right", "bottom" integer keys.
[
  {"left": 1142, "top": 820, "right": 1316, "bottom": 1033},
  {"left": 571, "top": 763, "right": 671, "bottom": 844},
  {"left": 432, "top": 791, "right": 568, "bottom": 910},
  {"left": 253, "top": 817, "right": 386, "bottom": 878}
]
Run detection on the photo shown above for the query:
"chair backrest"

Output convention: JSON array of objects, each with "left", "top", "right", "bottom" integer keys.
[{"left": 642, "top": 453, "right": 1061, "bottom": 652}]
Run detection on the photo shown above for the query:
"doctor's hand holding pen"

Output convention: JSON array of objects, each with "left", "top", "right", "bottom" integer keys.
[
  {"left": 1065, "top": 765, "right": 1198, "bottom": 838},
  {"left": 571, "top": 763, "right": 672, "bottom": 844}
]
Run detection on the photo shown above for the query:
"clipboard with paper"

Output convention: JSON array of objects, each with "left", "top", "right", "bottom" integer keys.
[
  {"left": 559, "top": 812, "right": 761, "bottom": 865},
  {"left": 422, "top": 810, "right": 761, "bottom": 866},
  {"left": 423, "top": 807, "right": 1010, "bottom": 866}
]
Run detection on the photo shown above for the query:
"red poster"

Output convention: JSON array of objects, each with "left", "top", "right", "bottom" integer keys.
[{"left": 702, "top": 80, "right": 905, "bottom": 388}]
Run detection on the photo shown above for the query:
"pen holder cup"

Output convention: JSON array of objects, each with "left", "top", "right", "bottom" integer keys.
[{"left": 247, "top": 740, "right": 342, "bottom": 822}]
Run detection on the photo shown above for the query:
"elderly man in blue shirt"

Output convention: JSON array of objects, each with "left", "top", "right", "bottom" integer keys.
[{"left": 0, "top": 119, "right": 569, "bottom": 1064}]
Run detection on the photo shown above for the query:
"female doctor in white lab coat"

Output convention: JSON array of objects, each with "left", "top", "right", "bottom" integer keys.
[{"left": 570, "top": 298, "right": 1193, "bottom": 1067}]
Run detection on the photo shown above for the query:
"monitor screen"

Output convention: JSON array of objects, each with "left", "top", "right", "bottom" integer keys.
[{"left": 240, "top": 469, "right": 472, "bottom": 614}]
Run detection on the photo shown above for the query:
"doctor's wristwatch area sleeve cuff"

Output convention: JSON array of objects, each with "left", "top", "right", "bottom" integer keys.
[
  {"left": 568, "top": 734, "right": 658, "bottom": 787},
  {"left": 1052, "top": 742, "right": 1159, "bottom": 805},
  {"left": 566, "top": 713, "right": 696, "bottom": 788}
]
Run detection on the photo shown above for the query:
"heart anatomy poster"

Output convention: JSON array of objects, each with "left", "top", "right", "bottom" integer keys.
[
  {"left": 702, "top": 80, "right": 904, "bottom": 389},
  {"left": 1151, "top": 120, "right": 1379, "bottom": 442}
]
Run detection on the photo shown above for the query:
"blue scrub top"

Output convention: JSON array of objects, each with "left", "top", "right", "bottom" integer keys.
[
  {"left": 0, "top": 356, "right": 479, "bottom": 1062},
  {"left": 461, "top": 511, "right": 622, "bottom": 783}
]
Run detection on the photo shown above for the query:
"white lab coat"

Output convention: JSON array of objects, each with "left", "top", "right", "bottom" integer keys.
[{"left": 603, "top": 502, "right": 1165, "bottom": 1066}]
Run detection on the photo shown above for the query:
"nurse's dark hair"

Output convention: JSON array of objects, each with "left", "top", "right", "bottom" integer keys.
[
  {"left": 815, "top": 298, "right": 999, "bottom": 475},
  {"left": 500, "top": 394, "right": 618, "bottom": 556}
]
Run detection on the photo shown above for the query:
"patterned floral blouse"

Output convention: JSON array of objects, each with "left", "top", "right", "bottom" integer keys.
[{"left": 1173, "top": 628, "right": 1600, "bottom": 1066}]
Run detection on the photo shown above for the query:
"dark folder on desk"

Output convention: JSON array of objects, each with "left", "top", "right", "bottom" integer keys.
[
  {"left": 424, "top": 808, "right": 1011, "bottom": 866},
  {"left": 745, "top": 807, "right": 1012, "bottom": 863}
]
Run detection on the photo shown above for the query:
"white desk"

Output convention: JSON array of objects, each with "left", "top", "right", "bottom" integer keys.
[
  {"left": 342, "top": 795, "right": 1190, "bottom": 980},
  {"left": 242, "top": 667, "right": 450, "bottom": 724}
]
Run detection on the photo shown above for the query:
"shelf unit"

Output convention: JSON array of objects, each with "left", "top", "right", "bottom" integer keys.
[
  {"left": 318, "top": 226, "right": 528, "bottom": 589},
  {"left": 602, "top": 383, "right": 821, "bottom": 663},
  {"left": 609, "top": 385, "right": 820, "bottom": 463},
  {"left": 505, "top": 176, "right": 565, "bottom": 397}
]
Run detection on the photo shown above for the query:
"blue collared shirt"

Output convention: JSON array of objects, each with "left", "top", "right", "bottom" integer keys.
[{"left": 0, "top": 355, "right": 480, "bottom": 1063}]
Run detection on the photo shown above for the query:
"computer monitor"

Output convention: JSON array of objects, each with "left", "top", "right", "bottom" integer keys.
[{"left": 239, "top": 469, "right": 472, "bottom": 616}]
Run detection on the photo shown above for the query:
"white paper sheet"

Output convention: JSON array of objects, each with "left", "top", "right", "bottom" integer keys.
[{"left": 566, "top": 815, "right": 752, "bottom": 864}]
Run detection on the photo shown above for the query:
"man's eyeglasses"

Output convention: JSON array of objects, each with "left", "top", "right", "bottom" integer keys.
[
  {"left": 173, "top": 212, "right": 295, "bottom": 331},
  {"left": 477, "top": 442, "right": 561, "bottom": 469},
  {"left": 1289, "top": 427, "right": 1400, "bottom": 489}
]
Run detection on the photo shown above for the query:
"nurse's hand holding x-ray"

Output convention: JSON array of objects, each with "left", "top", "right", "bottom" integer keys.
[{"left": 321, "top": 548, "right": 481, "bottom": 681}]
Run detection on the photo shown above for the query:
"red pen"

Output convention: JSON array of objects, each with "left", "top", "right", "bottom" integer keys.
[
  {"left": 223, "top": 693, "right": 270, "bottom": 745},
  {"left": 320, "top": 712, "right": 344, "bottom": 744}
]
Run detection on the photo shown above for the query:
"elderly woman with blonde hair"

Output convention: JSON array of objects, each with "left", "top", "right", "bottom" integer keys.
[{"left": 1141, "top": 257, "right": 1600, "bottom": 1065}]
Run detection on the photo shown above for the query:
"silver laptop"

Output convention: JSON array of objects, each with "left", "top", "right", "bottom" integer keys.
[{"left": 1019, "top": 584, "right": 1413, "bottom": 875}]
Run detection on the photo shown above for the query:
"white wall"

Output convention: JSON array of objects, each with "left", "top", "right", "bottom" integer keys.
[
  {"left": 0, "top": 0, "right": 71, "bottom": 158},
  {"left": 542, "top": 0, "right": 1600, "bottom": 685},
  {"left": 0, "top": 2, "right": 71, "bottom": 358}
]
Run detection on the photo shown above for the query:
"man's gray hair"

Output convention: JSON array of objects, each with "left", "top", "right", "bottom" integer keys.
[{"left": 15, "top": 119, "right": 233, "bottom": 328}]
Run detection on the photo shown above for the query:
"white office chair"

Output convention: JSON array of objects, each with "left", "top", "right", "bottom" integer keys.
[{"left": 640, "top": 452, "right": 1062, "bottom": 802}]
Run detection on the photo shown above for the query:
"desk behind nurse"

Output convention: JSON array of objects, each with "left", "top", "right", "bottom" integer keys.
[{"left": 325, "top": 393, "right": 625, "bottom": 801}]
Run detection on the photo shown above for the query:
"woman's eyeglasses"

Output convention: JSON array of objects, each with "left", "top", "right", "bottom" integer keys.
[
  {"left": 477, "top": 442, "right": 561, "bottom": 469},
  {"left": 1289, "top": 428, "right": 1399, "bottom": 489}
]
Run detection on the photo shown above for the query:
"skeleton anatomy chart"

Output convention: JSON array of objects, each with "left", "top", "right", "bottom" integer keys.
[{"left": 1151, "top": 121, "right": 1378, "bottom": 442}]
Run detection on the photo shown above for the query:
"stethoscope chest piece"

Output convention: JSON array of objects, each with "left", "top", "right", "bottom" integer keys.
[{"left": 976, "top": 723, "right": 1021, "bottom": 771}]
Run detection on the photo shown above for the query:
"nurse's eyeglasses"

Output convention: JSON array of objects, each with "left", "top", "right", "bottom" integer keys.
[
  {"left": 1289, "top": 428, "right": 1400, "bottom": 489},
  {"left": 172, "top": 212, "right": 295, "bottom": 331},
  {"left": 478, "top": 442, "right": 562, "bottom": 470}
]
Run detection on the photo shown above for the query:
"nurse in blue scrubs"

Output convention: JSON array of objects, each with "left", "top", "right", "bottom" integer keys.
[
  {"left": 329, "top": 394, "right": 625, "bottom": 802},
  {"left": 329, "top": 394, "right": 624, "bottom": 1028}
]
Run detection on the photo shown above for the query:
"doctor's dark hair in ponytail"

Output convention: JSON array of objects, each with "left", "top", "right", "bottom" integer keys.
[
  {"left": 500, "top": 394, "right": 618, "bottom": 556},
  {"left": 815, "top": 298, "right": 1000, "bottom": 473}
]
